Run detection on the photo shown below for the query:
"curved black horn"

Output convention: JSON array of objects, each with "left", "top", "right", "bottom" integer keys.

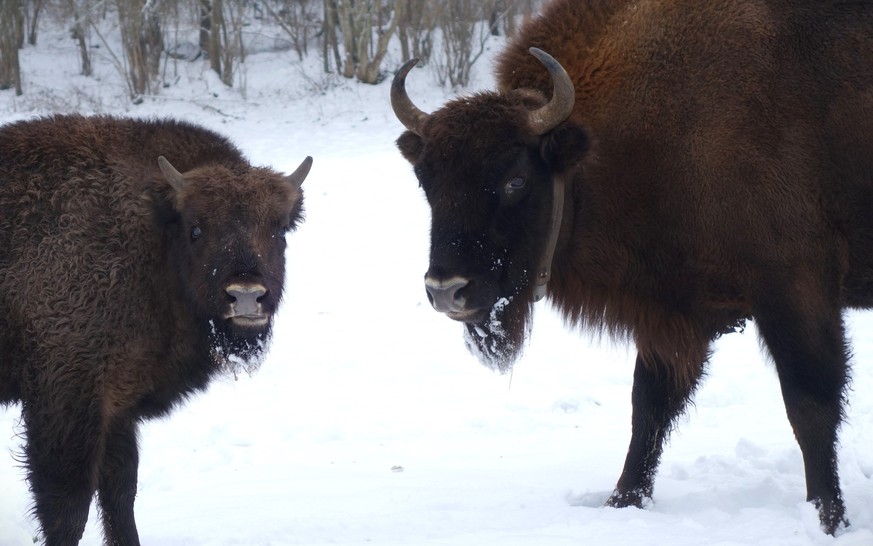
[
  {"left": 391, "top": 59, "right": 431, "bottom": 135},
  {"left": 527, "top": 47, "right": 575, "bottom": 135}
]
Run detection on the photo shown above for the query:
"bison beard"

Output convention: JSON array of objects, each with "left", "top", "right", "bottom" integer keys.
[
  {"left": 463, "top": 294, "right": 533, "bottom": 373},
  {"left": 209, "top": 319, "right": 273, "bottom": 378}
]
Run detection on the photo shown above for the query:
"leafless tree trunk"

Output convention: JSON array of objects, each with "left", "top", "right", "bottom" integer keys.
[
  {"left": 0, "top": 0, "right": 23, "bottom": 95},
  {"left": 397, "top": 0, "right": 434, "bottom": 64},
  {"left": 199, "top": 0, "right": 211, "bottom": 51},
  {"left": 218, "top": 0, "right": 247, "bottom": 87},
  {"left": 208, "top": 0, "right": 222, "bottom": 76},
  {"left": 333, "top": 0, "right": 401, "bottom": 84},
  {"left": 66, "top": 0, "right": 93, "bottom": 76},
  {"left": 397, "top": 0, "right": 409, "bottom": 60},
  {"left": 25, "top": 0, "right": 47, "bottom": 45},
  {"left": 202, "top": 0, "right": 246, "bottom": 87},
  {"left": 322, "top": 0, "right": 341, "bottom": 73},
  {"left": 116, "top": 0, "right": 164, "bottom": 99},
  {"left": 71, "top": 19, "right": 92, "bottom": 76},
  {"left": 334, "top": 0, "right": 358, "bottom": 79}
]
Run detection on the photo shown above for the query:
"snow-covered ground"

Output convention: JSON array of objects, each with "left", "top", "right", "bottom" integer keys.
[{"left": 1, "top": 22, "right": 872, "bottom": 546}]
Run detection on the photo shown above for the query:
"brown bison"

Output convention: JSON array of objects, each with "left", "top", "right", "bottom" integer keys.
[
  {"left": 391, "top": 0, "right": 873, "bottom": 535},
  {"left": 0, "top": 114, "right": 312, "bottom": 545}
]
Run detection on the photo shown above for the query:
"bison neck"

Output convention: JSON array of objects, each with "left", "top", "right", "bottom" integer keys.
[{"left": 545, "top": 173, "right": 731, "bottom": 374}]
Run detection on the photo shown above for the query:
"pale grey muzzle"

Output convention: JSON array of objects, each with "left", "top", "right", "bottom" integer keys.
[
  {"left": 424, "top": 276, "right": 469, "bottom": 313},
  {"left": 226, "top": 284, "right": 267, "bottom": 318}
]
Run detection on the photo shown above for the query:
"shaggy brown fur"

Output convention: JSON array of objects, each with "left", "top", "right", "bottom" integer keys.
[
  {"left": 394, "top": 0, "right": 873, "bottom": 534},
  {"left": 0, "top": 114, "right": 311, "bottom": 545}
]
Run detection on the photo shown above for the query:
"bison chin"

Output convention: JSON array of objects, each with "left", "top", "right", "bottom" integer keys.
[
  {"left": 208, "top": 318, "right": 274, "bottom": 378},
  {"left": 462, "top": 295, "right": 533, "bottom": 373}
]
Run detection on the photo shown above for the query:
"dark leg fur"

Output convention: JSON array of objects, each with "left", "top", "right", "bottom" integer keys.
[
  {"left": 755, "top": 292, "right": 849, "bottom": 534},
  {"left": 98, "top": 417, "right": 141, "bottom": 546},
  {"left": 607, "top": 351, "right": 705, "bottom": 508},
  {"left": 23, "top": 398, "right": 102, "bottom": 546}
]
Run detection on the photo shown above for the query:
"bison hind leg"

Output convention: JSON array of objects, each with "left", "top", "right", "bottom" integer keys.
[{"left": 754, "top": 286, "right": 850, "bottom": 535}]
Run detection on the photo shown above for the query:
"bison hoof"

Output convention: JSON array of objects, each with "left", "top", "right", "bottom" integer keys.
[
  {"left": 605, "top": 489, "right": 650, "bottom": 509},
  {"left": 814, "top": 498, "right": 849, "bottom": 536}
]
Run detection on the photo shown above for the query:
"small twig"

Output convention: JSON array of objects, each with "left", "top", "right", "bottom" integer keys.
[{"left": 200, "top": 103, "right": 244, "bottom": 119}]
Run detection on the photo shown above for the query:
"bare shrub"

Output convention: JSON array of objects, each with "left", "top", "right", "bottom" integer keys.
[
  {"left": 432, "top": 0, "right": 496, "bottom": 88},
  {"left": 263, "top": 0, "right": 320, "bottom": 61}
]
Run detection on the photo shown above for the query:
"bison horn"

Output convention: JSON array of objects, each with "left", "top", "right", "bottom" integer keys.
[
  {"left": 157, "top": 156, "right": 186, "bottom": 192},
  {"left": 286, "top": 156, "right": 313, "bottom": 190},
  {"left": 527, "top": 47, "right": 575, "bottom": 135},
  {"left": 391, "top": 58, "right": 431, "bottom": 135}
]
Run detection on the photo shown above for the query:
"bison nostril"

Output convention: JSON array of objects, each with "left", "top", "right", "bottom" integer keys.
[
  {"left": 424, "top": 276, "right": 471, "bottom": 313},
  {"left": 455, "top": 278, "right": 472, "bottom": 300}
]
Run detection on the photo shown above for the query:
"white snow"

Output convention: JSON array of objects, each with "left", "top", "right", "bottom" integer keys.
[{"left": 1, "top": 22, "right": 872, "bottom": 546}]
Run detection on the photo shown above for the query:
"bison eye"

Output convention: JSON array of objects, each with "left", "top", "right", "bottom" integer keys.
[
  {"left": 191, "top": 226, "right": 203, "bottom": 241},
  {"left": 505, "top": 177, "right": 526, "bottom": 193},
  {"left": 502, "top": 176, "right": 528, "bottom": 200}
]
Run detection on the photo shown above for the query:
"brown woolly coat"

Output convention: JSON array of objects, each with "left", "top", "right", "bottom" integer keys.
[
  {"left": 496, "top": 0, "right": 873, "bottom": 376},
  {"left": 0, "top": 114, "right": 306, "bottom": 544}
]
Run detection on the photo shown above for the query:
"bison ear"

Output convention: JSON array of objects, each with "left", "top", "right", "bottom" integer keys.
[
  {"left": 541, "top": 123, "right": 591, "bottom": 173},
  {"left": 286, "top": 156, "right": 313, "bottom": 190},
  {"left": 396, "top": 131, "right": 424, "bottom": 163},
  {"left": 158, "top": 156, "right": 186, "bottom": 192}
]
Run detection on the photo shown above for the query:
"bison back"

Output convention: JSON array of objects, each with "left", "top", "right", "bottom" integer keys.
[{"left": 497, "top": 0, "right": 873, "bottom": 310}]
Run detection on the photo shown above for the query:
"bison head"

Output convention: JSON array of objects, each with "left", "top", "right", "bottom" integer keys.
[
  {"left": 157, "top": 155, "right": 312, "bottom": 374},
  {"left": 392, "top": 48, "right": 589, "bottom": 371}
]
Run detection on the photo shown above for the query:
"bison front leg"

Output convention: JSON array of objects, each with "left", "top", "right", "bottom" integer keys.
[
  {"left": 22, "top": 397, "right": 102, "bottom": 546},
  {"left": 606, "top": 350, "right": 705, "bottom": 508},
  {"left": 97, "top": 416, "right": 141, "bottom": 546}
]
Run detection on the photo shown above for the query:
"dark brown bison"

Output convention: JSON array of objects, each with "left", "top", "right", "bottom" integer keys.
[
  {"left": 391, "top": 0, "right": 873, "bottom": 535},
  {"left": 0, "top": 114, "right": 312, "bottom": 545}
]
